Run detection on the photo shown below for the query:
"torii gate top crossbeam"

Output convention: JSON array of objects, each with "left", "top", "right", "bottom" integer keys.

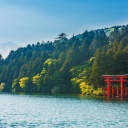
[{"left": 102, "top": 75, "right": 128, "bottom": 79}]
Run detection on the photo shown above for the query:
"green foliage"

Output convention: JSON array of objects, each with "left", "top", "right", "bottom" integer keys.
[
  {"left": 56, "top": 33, "right": 67, "bottom": 41},
  {"left": 0, "top": 25, "right": 127, "bottom": 96},
  {"left": 80, "top": 82, "right": 103, "bottom": 96},
  {"left": 19, "top": 77, "right": 30, "bottom": 92},
  {"left": 93, "top": 88, "right": 103, "bottom": 96},
  {"left": 51, "top": 86, "right": 61, "bottom": 94},
  {"left": 70, "top": 61, "right": 92, "bottom": 94},
  {"left": 44, "top": 58, "right": 58, "bottom": 66},
  {"left": 0, "top": 83, "right": 5, "bottom": 91},
  {"left": 33, "top": 74, "right": 43, "bottom": 91},
  {"left": 89, "top": 49, "right": 106, "bottom": 87},
  {"left": 80, "top": 82, "right": 93, "bottom": 95},
  {"left": 12, "top": 79, "right": 21, "bottom": 92}
]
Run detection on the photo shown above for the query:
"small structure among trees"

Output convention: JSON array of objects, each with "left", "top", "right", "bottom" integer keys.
[{"left": 102, "top": 74, "right": 128, "bottom": 97}]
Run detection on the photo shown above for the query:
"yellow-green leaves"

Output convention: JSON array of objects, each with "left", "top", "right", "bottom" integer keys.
[
  {"left": 93, "top": 88, "right": 103, "bottom": 96},
  {"left": 0, "top": 83, "right": 5, "bottom": 91},
  {"left": 80, "top": 82, "right": 93, "bottom": 95},
  {"left": 44, "top": 58, "right": 58, "bottom": 66},
  {"left": 19, "top": 77, "right": 30, "bottom": 91},
  {"left": 12, "top": 79, "right": 18, "bottom": 89},
  {"left": 80, "top": 82, "right": 103, "bottom": 95},
  {"left": 33, "top": 74, "right": 41, "bottom": 84}
]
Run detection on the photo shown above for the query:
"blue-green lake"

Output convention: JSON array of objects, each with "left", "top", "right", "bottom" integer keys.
[{"left": 0, "top": 93, "right": 128, "bottom": 128}]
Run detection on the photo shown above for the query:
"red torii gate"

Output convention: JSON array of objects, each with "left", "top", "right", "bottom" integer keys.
[{"left": 102, "top": 74, "right": 128, "bottom": 97}]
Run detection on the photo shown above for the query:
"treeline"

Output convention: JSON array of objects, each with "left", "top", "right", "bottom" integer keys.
[{"left": 0, "top": 25, "right": 128, "bottom": 95}]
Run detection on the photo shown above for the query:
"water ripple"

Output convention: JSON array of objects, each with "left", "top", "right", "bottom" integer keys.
[{"left": 0, "top": 93, "right": 128, "bottom": 128}]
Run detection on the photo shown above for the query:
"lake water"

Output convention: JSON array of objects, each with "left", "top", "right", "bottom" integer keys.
[{"left": 0, "top": 93, "right": 128, "bottom": 128}]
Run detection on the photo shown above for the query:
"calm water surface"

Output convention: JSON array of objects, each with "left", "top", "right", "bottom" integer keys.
[{"left": 0, "top": 93, "right": 128, "bottom": 128}]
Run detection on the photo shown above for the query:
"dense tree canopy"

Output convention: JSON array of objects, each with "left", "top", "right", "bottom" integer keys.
[{"left": 0, "top": 25, "right": 128, "bottom": 95}]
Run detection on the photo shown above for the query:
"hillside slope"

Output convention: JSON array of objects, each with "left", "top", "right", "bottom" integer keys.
[{"left": 0, "top": 25, "right": 127, "bottom": 95}]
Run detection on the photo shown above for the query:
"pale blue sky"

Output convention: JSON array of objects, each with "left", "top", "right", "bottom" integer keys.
[{"left": 0, "top": 0, "right": 128, "bottom": 46}]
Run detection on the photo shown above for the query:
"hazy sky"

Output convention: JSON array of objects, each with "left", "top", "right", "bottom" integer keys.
[{"left": 0, "top": 0, "right": 128, "bottom": 46}]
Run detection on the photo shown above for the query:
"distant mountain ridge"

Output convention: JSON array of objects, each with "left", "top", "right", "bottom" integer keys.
[{"left": 0, "top": 42, "right": 20, "bottom": 58}]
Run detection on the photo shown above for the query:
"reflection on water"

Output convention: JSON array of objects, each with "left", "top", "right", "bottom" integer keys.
[
  {"left": 103, "top": 96, "right": 128, "bottom": 103},
  {"left": 0, "top": 92, "right": 128, "bottom": 128}
]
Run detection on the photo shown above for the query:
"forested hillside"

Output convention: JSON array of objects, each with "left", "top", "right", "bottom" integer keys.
[{"left": 0, "top": 25, "right": 127, "bottom": 95}]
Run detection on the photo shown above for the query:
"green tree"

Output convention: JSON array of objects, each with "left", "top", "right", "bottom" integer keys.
[
  {"left": 56, "top": 33, "right": 67, "bottom": 41},
  {"left": 12, "top": 79, "right": 21, "bottom": 92},
  {"left": 32, "top": 67, "right": 47, "bottom": 92},
  {"left": 33, "top": 74, "right": 42, "bottom": 92},
  {"left": 19, "top": 77, "right": 30, "bottom": 92},
  {"left": 89, "top": 49, "right": 106, "bottom": 87}
]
